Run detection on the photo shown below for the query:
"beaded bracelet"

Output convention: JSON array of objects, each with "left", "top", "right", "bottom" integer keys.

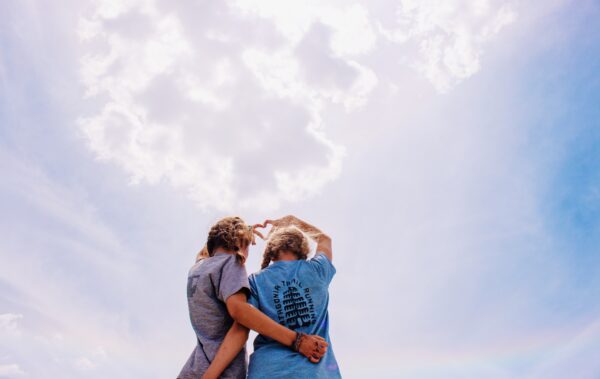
[{"left": 292, "top": 332, "right": 307, "bottom": 352}]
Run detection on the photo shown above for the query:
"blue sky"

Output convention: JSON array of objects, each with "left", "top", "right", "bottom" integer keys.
[{"left": 1, "top": 0, "right": 600, "bottom": 378}]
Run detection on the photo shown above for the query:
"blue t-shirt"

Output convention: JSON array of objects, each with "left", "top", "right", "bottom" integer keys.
[{"left": 247, "top": 253, "right": 341, "bottom": 379}]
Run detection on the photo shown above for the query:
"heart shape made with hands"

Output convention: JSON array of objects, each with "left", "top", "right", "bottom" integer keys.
[{"left": 249, "top": 217, "right": 294, "bottom": 244}]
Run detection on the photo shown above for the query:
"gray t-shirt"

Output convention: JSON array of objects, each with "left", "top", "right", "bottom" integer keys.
[{"left": 178, "top": 252, "right": 250, "bottom": 379}]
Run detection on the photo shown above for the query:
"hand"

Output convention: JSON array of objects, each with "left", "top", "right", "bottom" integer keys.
[
  {"left": 260, "top": 215, "right": 299, "bottom": 237},
  {"left": 297, "top": 334, "right": 329, "bottom": 363},
  {"left": 263, "top": 215, "right": 296, "bottom": 228},
  {"left": 249, "top": 224, "right": 266, "bottom": 245}
]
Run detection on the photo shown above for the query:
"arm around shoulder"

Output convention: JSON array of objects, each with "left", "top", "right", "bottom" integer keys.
[
  {"left": 226, "top": 292, "right": 296, "bottom": 347},
  {"left": 225, "top": 290, "right": 330, "bottom": 362}
]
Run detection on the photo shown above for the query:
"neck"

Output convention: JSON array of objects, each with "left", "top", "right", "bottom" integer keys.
[
  {"left": 214, "top": 246, "right": 248, "bottom": 260},
  {"left": 274, "top": 250, "right": 299, "bottom": 262},
  {"left": 213, "top": 247, "right": 236, "bottom": 255}
]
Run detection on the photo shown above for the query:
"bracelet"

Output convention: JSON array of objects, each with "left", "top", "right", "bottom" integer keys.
[{"left": 292, "top": 332, "right": 307, "bottom": 352}]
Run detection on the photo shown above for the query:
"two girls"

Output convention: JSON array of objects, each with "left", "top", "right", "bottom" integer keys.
[{"left": 177, "top": 216, "right": 328, "bottom": 379}]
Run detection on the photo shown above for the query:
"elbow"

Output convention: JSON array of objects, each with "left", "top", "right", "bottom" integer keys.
[
  {"left": 315, "top": 231, "right": 331, "bottom": 242},
  {"left": 229, "top": 302, "right": 251, "bottom": 324},
  {"left": 228, "top": 304, "right": 242, "bottom": 321},
  {"left": 226, "top": 298, "right": 243, "bottom": 321}
]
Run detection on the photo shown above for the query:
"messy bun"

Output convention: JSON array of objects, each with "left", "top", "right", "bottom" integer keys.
[
  {"left": 261, "top": 226, "right": 310, "bottom": 269},
  {"left": 206, "top": 216, "right": 252, "bottom": 264}
]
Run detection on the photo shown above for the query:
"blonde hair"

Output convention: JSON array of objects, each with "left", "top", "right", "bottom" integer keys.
[
  {"left": 195, "top": 244, "right": 209, "bottom": 262},
  {"left": 203, "top": 216, "right": 252, "bottom": 264},
  {"left": 261, "top": 226, "right": 310, "bottom": 269}
]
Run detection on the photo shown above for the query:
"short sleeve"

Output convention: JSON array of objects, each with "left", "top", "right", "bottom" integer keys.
[
  {"left": 308, "top": 253, "right": 336, "bottom": 284},
  {"left": 247, "top": 274, "right": 259, "bottom": 308},
  {"left": 217, "top": 255, "right": 250, "bottom": 302}
]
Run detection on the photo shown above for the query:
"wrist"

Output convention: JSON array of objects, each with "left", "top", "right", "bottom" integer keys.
[
  {"left": 291, "top": 331, "right": 307, "bottom": 352},
  {"left": 285, "top": 330, "right": 297, "bottom": 348}
]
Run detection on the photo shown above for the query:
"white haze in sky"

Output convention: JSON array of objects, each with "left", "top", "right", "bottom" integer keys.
[
  {"left": 2, "top": 0, "right": 600, "bottom": 378},
  {"left": 77, "top": 0, "right": 515, "bottom": 211}
]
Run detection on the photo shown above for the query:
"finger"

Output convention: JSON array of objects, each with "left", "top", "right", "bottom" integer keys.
[
  {"left": 312, "top": 348, "right": 325, "bottom": 358},
  {"left": 253, "top": 230, "right": 265, "bottom": 240},
  {"left": 311, "top": 336, "right": 328, "bottom": 346},
  {"left": 315, "top": 345, "right": 327, "bottom": 355},
  {"left": 308, "top": 355, "right": 321, "bottom": 364}
]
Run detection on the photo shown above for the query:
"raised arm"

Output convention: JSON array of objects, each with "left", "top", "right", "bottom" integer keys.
[
  {"left": 264, "top": 216, "right": 333, "bottom": 261},
  {"left": 225, "top": 292, "right": 328, "bottom": 362},
  {"left": 202, "top": 322, "right": 249, "bottom": 379}
]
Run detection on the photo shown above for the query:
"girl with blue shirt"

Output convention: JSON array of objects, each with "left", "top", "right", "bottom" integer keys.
[{"left": 247, "top": 215, "right": 341, "bottom": 378}]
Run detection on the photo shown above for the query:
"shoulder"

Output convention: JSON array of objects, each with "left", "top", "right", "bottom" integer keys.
[
  {"left": 306, "top": 253, "right": 336, "bottom": 283},
  {"left": 214, "top": 252, "right": 243, "bottom": 268},
  {"left": 248, "top": 264, "right": 280, "bottom": 286},
  {"left": 310, "top": 252, "right": 334, "bottom": 265},
  {"left": 197, "top": 254, "right": 245, "bottom": 277},
  {"left": 188, "top": 258, "right": 206, "bottom": 275},
  {"left": 219, "top": 254, "right": 248, "bottom": 275},
  {"left": 248, "top": 268, "right": 267, "bottom": 282},
  {"left": 247, "top": 271, "right": 259, "bottom": 287}
]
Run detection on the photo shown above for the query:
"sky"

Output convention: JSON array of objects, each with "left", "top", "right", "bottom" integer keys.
[{"left": 1, "top": 0, "right": 600, "bottom": 378}]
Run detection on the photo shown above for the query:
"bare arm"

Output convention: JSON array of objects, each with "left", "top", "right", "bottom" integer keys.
[
  {"left": 265, "top": 216, "right": 333, "bottom": 262},
  {"left": 202, "top": 322, "right": 249, "bottom": 379},
  {"left": 226, "top": 292, "right": 328, "bottom": 362}
]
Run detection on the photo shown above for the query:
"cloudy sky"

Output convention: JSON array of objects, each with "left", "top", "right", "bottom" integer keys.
[{"left": 1, "top": 0, "right": 600, "bottom": 378}]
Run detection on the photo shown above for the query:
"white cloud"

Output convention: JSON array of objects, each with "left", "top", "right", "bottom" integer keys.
[
  {"left": 78, "top": 0, "right": 514, "bottom": 211},
  {"left": 231, "top": 1, "right": 377, "bottom": 56},
  {"left": 0, "top": 364, "right": 25, "bottom": 377},
  {"left": 0, "top": 313, "right": 23, "bottom": 335},
  {"left": 78, "top": 0, "right": 363, "bottom": 212},
  {"left": 74, "top": 357, "right": 96, "bottom": 371},
  {"left": 234, "top": 0, "right": 516, "bottom": 93},
  {"left": 73, "top": 346, "right": 108, "bottom": 371},
  {"left": 377, "top": 0, "right": 517, "bottom": 92}
]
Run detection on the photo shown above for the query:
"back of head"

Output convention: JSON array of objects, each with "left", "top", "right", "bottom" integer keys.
[
  {"left": 261, "top": 226, "right": 310, "bottom": 269},
  {"left": 205, "top": 216, "right": 251, "bottom": 264}
]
